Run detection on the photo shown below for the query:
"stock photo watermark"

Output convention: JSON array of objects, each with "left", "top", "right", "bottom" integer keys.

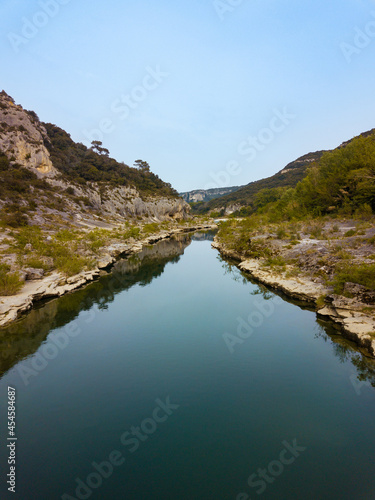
[
  {"left": 6, "top": 387, "right": 17, "bottom": 494},
  {"left": 213, "top": 0, "right": 248, "bottom": 21},
  {"left": 236, "top": 439, "right": 307, "bottom": 499},
  {"left": 15, "top": 308, "right": 95, "bottom": 386},
  {"left": 7, "top": 0, "right": 72, "bottom": 53},
  {"left": 203, "top": 107, "right": 296, "bottom": 191},
  {"left": 14, "top": 264, "right": 160, "bottom": 386},
  {"left": 61, "top": 397, "right": 179, "bottom": 500},
  {"left": 223, "top": 296, "right": 283, "bottom": 354},
  {"left": 82, "top": 66, "right": 169, "bottom": 145},
  {"left": 340, "top": 11, "right": 375, "bottom": 63}
]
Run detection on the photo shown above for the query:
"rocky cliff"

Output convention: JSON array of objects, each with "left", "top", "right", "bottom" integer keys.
[
  {"left": 0, "top": 90, "right": 190, "bottom": 224},
  {"left": 0, "top": 91, "right": 56, "bottom": 175},
  {"left": 180, "top": 186, "right": 242, "bottom": 203}
]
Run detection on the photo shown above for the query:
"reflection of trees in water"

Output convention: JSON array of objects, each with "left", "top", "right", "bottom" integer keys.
[
  {"left": 315, "top": 322, "right": 375, "bottom": 388},
  {"left": 219, "top": 256, "right": 249, "bottom": 286},
  {"left": 0, "top": 235, "right": 191, "bottom": 378},
  {"left": 221, "top": 254, "right": 375, "bottom": 391},
  {"left": 191, "top": 230, "right": 216, "bottom": 241}
]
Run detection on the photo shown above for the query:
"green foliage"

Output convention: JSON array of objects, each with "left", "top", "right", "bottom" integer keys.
[
  {"left": 1, "top": 210, "right": 29, "bottom": 228},
  {"left": 294, "top": 133, "right": 375, "bottom": 216},
  {"left": 276, "top": 227, "right": 287, "bottom": 239},
  {"left": 142, "top": 223, "right": 161, "bottom": 235},
  {"left": 123, "top": 226, "right": 141, "bottom": 240},
  {"left": 44, "top": 123, "right": 178, "bottom": 198},
  {"left": 0, "top": 264, "right": 23, "bottom": 296},
  {"left": 332, "top": 263, "right": 375, "bottom": 294},
  {"left": 316, "top": 295, "right": 327, "bottom": 309},
  {"left": 263, "top": 255, "right": 286, "bottom": 269},
  {"left": 194, "top": 150, "right": 324, "bottom": 214},
  {"left": 54, "top": 255, "right": 93, "bottom": 276},
  {"left": 12, "top": 226, "right": 94, "bottom": 277},
  {"left": 0, "top": 149, "right": 55, "bottom": 225}
]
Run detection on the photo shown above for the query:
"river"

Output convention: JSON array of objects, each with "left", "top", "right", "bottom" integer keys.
[{"left": 0, "top": 232, "right": 375, "bottom": 499}]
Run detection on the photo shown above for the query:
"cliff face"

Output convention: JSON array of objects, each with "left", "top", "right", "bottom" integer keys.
[
  {"left": 180, "top": 186, "right": 242, "bottom": 203},
  {"left": 0, "top": 91, "right": 56, "bottom": 175},
  {"left": 0, "top": 90, "right": 190, "bottom": 223}
]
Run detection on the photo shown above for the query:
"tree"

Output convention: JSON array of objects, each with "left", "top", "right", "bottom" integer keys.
[
  {"left": 134, "top": 159, "right": 150, "bottom": 172},
  {"left": 91, "top": 141, "right": 109, "bottom": 156}
]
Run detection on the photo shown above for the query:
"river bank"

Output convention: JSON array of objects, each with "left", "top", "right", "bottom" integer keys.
[
  {"left": 212, "top": 236, "right": 375, "bottom": 358},
  {"left": 0, "top": 223, "right": 216, "bottom": 328}
]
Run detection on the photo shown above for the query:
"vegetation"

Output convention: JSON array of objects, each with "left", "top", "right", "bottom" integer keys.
[
  {"left": 0, "top": 264, "right": 23, "bottom": 296},
  {"left": 0, "top": 150, "right": 57, "bottom": 227},
  {"left": 44, "top": 124, "right": 178, "bottom": 198},
  {"left": 193, "top": 151, "right": 325, "bottom": 214},
  {"left": 215, "top": 134, "right": 375, "bottom": 295},
  {"left": 331, "top": 263, "right": 375, "bottom": 294}
]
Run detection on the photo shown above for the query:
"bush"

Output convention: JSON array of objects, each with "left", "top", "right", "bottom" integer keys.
[
  {"left": 0, "top": 264, "right": 23, "bottom": 296},
  {"left": 263, "top": 255, "right": 286, "bottom": 269},
  {"left": 332, "top": 263, "right": 375, "bottom": 293},
  {"left": 1, "top": 211, "right": 28, "bottom": 228},
  {"left": 54, "top": 255, "right": 93, "bottom": 276}
]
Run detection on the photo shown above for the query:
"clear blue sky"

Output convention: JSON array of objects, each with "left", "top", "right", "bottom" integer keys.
[{"left": 1, "top": 0, "right": 375, "bottom": 192}]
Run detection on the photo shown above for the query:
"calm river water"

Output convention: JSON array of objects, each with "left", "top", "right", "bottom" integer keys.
[{"left": 0, "top": 232, "right": 375, "bottom": 500}]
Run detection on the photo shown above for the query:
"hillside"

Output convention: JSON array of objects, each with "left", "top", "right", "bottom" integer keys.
[
  {"left": 0, "top": 90, "right": 189, "bottom": 228},
  {"left": 193, "top": 150, "right": 325, "bottom": 215},
  {"left": 213, "top": 128, "right": 375, "bottom": 356},
  {"left": 0, "top": 91, "right": 211, "bottom": 311}
]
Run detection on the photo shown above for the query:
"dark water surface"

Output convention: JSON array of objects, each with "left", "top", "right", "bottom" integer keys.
[{"left": 1, "top": 233, "right": 375, "bottom": 500}]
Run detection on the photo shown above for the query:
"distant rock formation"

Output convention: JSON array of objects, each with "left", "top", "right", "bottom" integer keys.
[{"left": 180, "top": 186, "right": 242, "bottom": 203}]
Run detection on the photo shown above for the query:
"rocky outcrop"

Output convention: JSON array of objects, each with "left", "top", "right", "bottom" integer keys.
[
  {"left": 0, "top": 90, "right": 191, "bottom": 221},
  {"left": 180, "top": 186, "right": 242, "bottom": 203},
  {"left": 0, "top": 91, "right": 56, "bottom": 175}
]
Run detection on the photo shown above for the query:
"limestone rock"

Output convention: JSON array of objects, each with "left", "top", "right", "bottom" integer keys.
[
  {"left": 0, "top": 91, "right": 56, "bottom": 176},
  {"left": 343, "top": 282, "right": 375, "bottom": 304},
  {"left": 24, "top": 268, "right": 44, "bottom": 280}
]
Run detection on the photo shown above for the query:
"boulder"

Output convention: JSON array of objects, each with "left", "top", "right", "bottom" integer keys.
[
  {"left": 343, "top": 282, "right": 375, "bottom": 304},
  {"left": 24, "top": 268, "right": 44, "bottom": 280}
]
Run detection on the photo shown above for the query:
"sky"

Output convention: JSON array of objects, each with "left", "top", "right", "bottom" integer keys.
[{"left": 1, "top": 0, "right": 375, "bottom": 192}]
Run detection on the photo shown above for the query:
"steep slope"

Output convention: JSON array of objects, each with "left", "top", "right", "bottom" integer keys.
[{"left": 0, "top": 90, "right": 190, "bottom": 226}]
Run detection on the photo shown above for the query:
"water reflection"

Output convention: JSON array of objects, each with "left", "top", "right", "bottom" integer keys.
[
  {"left": 0, "top": 234, "right": 192, "bottom": 378},
  {"left": 191, "top": 230, "right": 216, "bottom": 241},
  {"left": 219, "top": 253, "right": 375, "bottom": 390}
]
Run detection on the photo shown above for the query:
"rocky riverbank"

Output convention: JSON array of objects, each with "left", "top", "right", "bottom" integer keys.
[
  {"left": 212, "top": 237, "right": 375, "bottom": 358},
  {"left": 0, "top": 224, "right": 216, "bottom": 328}
]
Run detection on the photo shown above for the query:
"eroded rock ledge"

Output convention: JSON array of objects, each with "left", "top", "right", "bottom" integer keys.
[
  {"left": 212, "top": 240, "right": 375, "bottom": 358},
  {"left": 0, "top": 224, "right": 216, "bottom": 328}
]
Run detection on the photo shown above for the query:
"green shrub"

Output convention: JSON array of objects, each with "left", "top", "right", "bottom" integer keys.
[
  {"left": 344, "top": 229, "right": 356, "bottom": 237},
  {"left": 332, "top": 263, "right": 375, "bottom": 293},
  {"left": 263, "top": 255, "right": 286, "bottom": 269},
  {"left": 276, "top": 227, "right": 287, "bottom": 239},
  {"left": 142, "top": 223, "right": 160, "bottom": 235},
  {"left": 1, "top": 211, "right": 29, "bottom": 228},
  {"left": 123, "top": 226, "right": 141, "bottom": 240},
  {"left": 54, "top": 255, "right": 93, "bottom": 276},
  {"left": 316, "top": 295, "right": 327, "bottom": 309},
  {"left": 0, "top": 264, "right": 23, "bottom": 296}
]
